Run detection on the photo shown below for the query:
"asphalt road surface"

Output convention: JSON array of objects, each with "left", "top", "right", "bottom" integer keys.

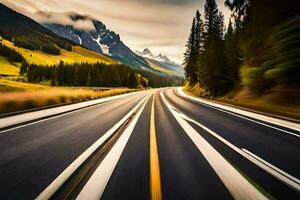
[{"left": 0, "top": 88, "right": 299, "bottom": 200}]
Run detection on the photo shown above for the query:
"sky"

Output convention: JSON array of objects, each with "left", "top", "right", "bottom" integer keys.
[{"left": 0, "top": 0, "right": 231, "bottom": 63}]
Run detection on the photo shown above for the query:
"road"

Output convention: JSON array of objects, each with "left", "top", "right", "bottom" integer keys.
[{"left": 0, "top": 88, "right": 299, "bottom": 200}]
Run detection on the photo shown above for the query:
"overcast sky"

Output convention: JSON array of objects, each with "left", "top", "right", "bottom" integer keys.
[{"left": 1, "top": 0, "right": 231, "bottom": 63}]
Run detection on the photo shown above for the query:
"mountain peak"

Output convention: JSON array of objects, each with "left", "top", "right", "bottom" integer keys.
[
  {"left": 142, "top": 48, "right": 153, "bottom": 56},
  {"left": 156, "top": 54, "right": 170, "bottom": 62}
]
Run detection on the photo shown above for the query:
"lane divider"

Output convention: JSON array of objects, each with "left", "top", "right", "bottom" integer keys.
[
  {"left": 150, "top": 94, "right": 162, "bottom": 200},
  {"left": 163, "top": 91, "right": 300, "bottom": 193},
  {"left": 176, "top": 87, "right": 300, "bottom": 136},
  {"left": 160, "top": 91, "right": 268, "bottom": 200},
  {"left": 35, "top": 94, "right": 150, "bottom": 200},
  {"left": 75, "top": 95, "right": 151, "bottom": 200}
]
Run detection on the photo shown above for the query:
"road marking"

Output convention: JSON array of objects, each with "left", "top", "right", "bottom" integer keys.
[
  {"left": 150, "top": 94, "right": 162, "bottom": 200},
  {"left": 162, "top": 91, "right": 300, "bottom": 193},
  {"left": 75, "top": 95, "right": 150, "bottom": 200},
  {"left": 242, "top": 148, "right": 300, "bottom": 192},
  {"left": 161, "top": 91, "right": 268, "bottom": 200},
  {"left": 0, "top": 90, "right": 145, "bottom": 132},
  {"left": 177, "top": 87, "right": 300, "bottom": 136},
  {"left": 35, "top": 95, "right": 150, "bottom": 200}
]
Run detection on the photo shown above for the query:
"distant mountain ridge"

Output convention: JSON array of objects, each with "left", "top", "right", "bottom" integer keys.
[
  {"left": 136, "top": 48, "right": 185, "bottom": 77},
  {"left": 44, "top": 13, "right": 184, "bottom": 77},
  {"left": 44, "top": 13, "right": 150, "bottom": 71}
]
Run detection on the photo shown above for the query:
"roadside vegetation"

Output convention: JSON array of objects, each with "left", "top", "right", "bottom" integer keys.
[
  {"left": 185, "top": 83, "right": 300, "bottom": 119},
  {"left": 0, "top": 81, "right": 139, "bottom": 114},
  {"left": 183, "top": 0, "right": 299, "bottom": 119}
]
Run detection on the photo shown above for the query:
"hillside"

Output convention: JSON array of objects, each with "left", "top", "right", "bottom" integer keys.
[
  {"left": 44, "top": 13, "right": 184, "bottom": 77},
  {"left": 0, "top": 3, "right": 74, "bottom": 54},
  {"left": 0, "top": 4, "right": 117, "bottom": 76}
]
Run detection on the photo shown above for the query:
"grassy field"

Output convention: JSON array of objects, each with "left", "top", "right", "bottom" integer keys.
[
  {"left": 0, "top": 56, "right": 20, "bottom": 75},
  {"left": 0, "top": 79, "right": 139, "bottom": 114},
  {"left": 2, "top": 40, "right": 116, "bottom": 65},
  {"left": 0, "top": 79, "right": 51, "bottom": 92}
]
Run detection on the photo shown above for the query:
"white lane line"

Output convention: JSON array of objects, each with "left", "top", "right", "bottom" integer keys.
[
  {"left": 160, "top": 91, "right": 268, "bottom": 200},
  {"left": 162, "top": 92, "right": 300, "bottom": 193},
  {"left": 241, "top": 148, "right": 300, "bottom": 192},
  {"left": 0, "top": 92, "right": 148, "bottom": 134},
  {"left": 177, "top": 87, "right": 300, "bottom": 136},
  {"left": 76, "top": 95, "right": 150, "bottom": 200},
  {"left": 0, "top": 90, "right": 145, "bottom": 131},
  {"left": 35, "top": 95, "right": 150, "bottom": 200}
]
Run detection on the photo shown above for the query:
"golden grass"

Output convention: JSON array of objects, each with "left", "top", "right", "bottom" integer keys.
[
  {"left": 184, "top": 82, "right": 209, "bottom": 97},
  {"left": 0, "top": 87, "right": 139, "bottom": 114},
  {"left": 0, "top": 79, "right": 51, "bottom": 92},
  {"left": 0, "top": 56, "right": 20, "bottom": 75},
  {"left": 3, "top": 40, "right": 116, "bottom": 65}
]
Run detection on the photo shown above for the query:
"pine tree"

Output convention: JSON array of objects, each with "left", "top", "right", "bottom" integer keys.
[
  {"left": 183, "top": 18, "right": 196, "bottom": 83},
  {"left": 183, "top": 11, "right": 203, "bottom": 85},
  {"left": 196, "top": 0, "right": 231, "bottom": 96}
]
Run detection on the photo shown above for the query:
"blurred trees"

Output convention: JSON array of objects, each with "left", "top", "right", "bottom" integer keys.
[{"left": 184, "top": 0, "right": 300, "bottom": 98}]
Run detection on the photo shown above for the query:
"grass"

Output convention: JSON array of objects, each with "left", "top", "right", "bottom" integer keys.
[
  {"left": 0, "top": 56, "right": 20, "bottom": 75},
  {"left": 0, "top": 85, "right": 139, "bottom": 114},
  {"left": 0, "top": 79, "right": 51, "bottom": 92},
  {"left": 2, "top": 40, "right": 116, "bottom": 65}
]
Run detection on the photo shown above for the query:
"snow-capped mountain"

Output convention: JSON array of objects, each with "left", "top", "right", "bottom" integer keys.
[
  {"left": 136, "top": 48, "right": 184, "bottom": 77},
  {"left": 44, "top": 13, "right": 184, "bottom": 77},
  {"left": 136, "top": 48, "right": 170, "bottom": 63},
  {"left": 44, "top": 13, "right": 150, "bottom": 71}
]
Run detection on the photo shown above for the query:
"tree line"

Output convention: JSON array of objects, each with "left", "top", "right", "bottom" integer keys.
[
  {"left": 21, "top": 61, "right": 145, "bottom": 88},
  {"left": 0, "top": 42, "right": 24, "bottom": 62},
  {"left": 184, "top": 0, "right": 237, "bottom": 96},
  {"left": 184, "top": 0, "right": 299, "bottom": 98},
  {"left": 20, "top": 60, "right": 183, "bottom": 88}
]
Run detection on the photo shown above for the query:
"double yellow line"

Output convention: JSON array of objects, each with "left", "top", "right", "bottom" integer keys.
[{"left": 150, "top": 93, "right": 162, "bottom": 200}]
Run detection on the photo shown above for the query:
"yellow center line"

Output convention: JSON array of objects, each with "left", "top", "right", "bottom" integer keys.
[{"left": 150, "top": 93, "right": 162, "bottom": 200}]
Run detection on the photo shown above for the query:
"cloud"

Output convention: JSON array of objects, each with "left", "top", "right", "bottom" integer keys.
[
  {"left": 34, "top": 12, "right": 96, "bottom": 30},
  {"left": 0, "top": 0, "right": 231, "bottom": 63}
]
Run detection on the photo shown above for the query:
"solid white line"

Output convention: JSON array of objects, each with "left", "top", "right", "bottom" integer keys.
[
  {"left": 35, "top": 95, "right": 150, "bottom": 200},
  {"left": 177, "top": 87, "right": 300, "bottom": 136},
  {"left": 76, "top": 95, "right": 150, "bottom": 200},
  {"left": 163, "top": 92, "right": 300, "bottom": 193},
  {"left": 161, "top": 92, "right": 268, "bottom": 200},
  {"left": 242, "top": 148, "right": 300, "bottom": 192},
  {"left": 0, "top": 90, "right": 144, "bottom": 131}
]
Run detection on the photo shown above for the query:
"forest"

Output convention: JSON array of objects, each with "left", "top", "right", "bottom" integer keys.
[
  {"left": 184, "top": 0, "right": 299, "bottom": 100},
  {"left": 20, "top": 60, "right": 182, "bottom": 88}
]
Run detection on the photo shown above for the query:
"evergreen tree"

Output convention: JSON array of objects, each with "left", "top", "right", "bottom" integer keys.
[
  {"left": 196, "top": 0, "right": 232, "bottom": 96},
  {"left": 183, "top": 11, "right": 203, "bottom": 85},
  {"left": 183, "top": 18, "right": 196, "bottom": 83},
  {"left": 20, "top": 60, "right": 28, "bottom": 75}
]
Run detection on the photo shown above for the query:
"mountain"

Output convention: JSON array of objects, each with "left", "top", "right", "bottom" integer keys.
[
  {"left": 0, "top": 3, "right": 75, "bottom": 54},
  {"left": 136, "top": 48, "right": 185, "bottom": 77},
  {"left": 0, "top": 3, "right": 116, "bottom": 74},
  {"left": 44, "top": 13, "right": 151, "bottom": 70},
  {"left": 44, "top": 13, "right": 184, "bottom": 77}
]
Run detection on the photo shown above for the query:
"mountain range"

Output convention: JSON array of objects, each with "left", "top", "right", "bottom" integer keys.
[{"left": 44, "top": 13, "right": 184, "bottom": 77}]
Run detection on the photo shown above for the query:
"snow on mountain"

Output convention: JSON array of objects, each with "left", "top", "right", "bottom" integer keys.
[
  {"left": 136, "top": 48, "right": 185, "bottom": 77},
  {"left": 44, "top": 13, "right": 184, "bottom": 77}
]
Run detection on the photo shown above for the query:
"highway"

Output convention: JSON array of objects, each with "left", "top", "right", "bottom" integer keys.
[{"left": 0, "top": 88, "right": 299, "bottom": 200}]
